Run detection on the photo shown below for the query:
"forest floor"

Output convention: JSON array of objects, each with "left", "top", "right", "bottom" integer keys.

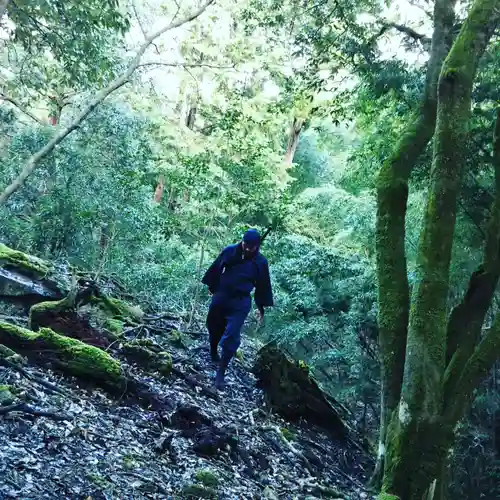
[{"left": 0, "top": 322, "right": 374, "bottom": 500}]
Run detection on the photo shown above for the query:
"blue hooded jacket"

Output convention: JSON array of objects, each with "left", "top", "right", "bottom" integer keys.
[{"left": 202, "top": 242, "right": 274, "bottom": 309}]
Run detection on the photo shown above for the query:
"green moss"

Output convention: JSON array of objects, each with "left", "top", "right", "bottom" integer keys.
[
  {"left": 104, "top": 318, "right": 124, "bottom": 336},
  {"left": 0, "top": 321, "right": 124, "bottom": 387},
  {"left": 29, "top": 298, "right": 71, "bottom": 330},
  {"left": 235, "top": 349, "right": 244, "bottom": 361},
  {"left": 41, "top": 327, "right": 122, "bottom": 382},
  {"left": 97, "top": 296, "right": 144, "bottom": 323},
  {"left": 280, "top": 427, "right": 296, "bottom": 441},
  {"left": 378, "top": 494, "right": 400, "bottom": 500},
  {"left": 194, "top": 470, "right": 219, "bottom": 488},
  {"left": 0, "top": 384, "right": 15, "bottom": 405},
  {"left": 0, "top": 243, "right": 51, "bottom": 276},
  {"left": 121, "top": 342, "right": 172, "bottom": 376},
  {"left": 169, "top": 329, "right": 192, "bottom": 349},
  {"left": 181, "top": 484, "right": 217, "bottom": 499}
]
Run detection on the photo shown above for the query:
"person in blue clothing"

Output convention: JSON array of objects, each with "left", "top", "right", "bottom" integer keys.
[{"left": 202, "top": 229, "right": 273, "bottom": 389}]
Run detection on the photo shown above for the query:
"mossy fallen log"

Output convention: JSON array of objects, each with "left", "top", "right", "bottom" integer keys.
[
  {"left": 253, "top": 342, "right": 352, "bottom": 439},
  {"left": 0, "top": 321, "right": 125, "bottom": 391},
  {"left": 28, "top": 292, "right": 142, "bottom": 347},
  {"left": 0, "top": 243, "right": 51, "bottom": 278},
  {"left": 0, "top": 244, "right": 62, "bottom": 302},
  {"left": 121, "top": 341, "right": 172, "bottom": 376}
]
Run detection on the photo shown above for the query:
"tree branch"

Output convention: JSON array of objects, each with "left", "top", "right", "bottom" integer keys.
[
  {"left": 0, "top": 91, "right": 44, "bottom": 124},
  {"left": 0, "top": 0, "right": 215, "bottom": 205},
  {"left": 137, "top": 61, "right": 235, "bottom": 70},
  {"left": 383, "top": 22, "right": 432, "bottom": 50},
  {"left": 444, "top": 107, "right": 500, "bottom": 404},
  {"left": 445, "top": 316, "right": 500, "bottom": 424}
]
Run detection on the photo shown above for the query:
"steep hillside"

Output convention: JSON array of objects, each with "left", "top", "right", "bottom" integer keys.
[{"left": 0, "top": 245, "right": 373, "bottom": 499}]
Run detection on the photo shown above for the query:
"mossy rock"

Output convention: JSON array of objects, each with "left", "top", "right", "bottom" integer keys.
[
  {"left": 181, "top": 484, "right": 217, "bottom": 499},
  {"left": 0, "top": 385, "right": 15, "bottom": 406},
  {"left": 104, "top": 318, "right": 124, "bottom": 336},
  {"left": 310, "top": 485, "right": 346, "bottom": 499},
  {"left": 0, "top": 321, "right": 125, "bottom": 390},
  {"left": 169, "top": 329, "right": 192, "bottom": 349},
  {"left": 95, "top": 296, "right": 144, "bottom": 324},
  {"left": 195, "top": 470, "right": 219, "bottom": 488},
  {"left": 0, "top": 243, "right": 51, "bottom": 277},
  {"left": 29, "top": 297, "right": 72, "bottom": 331},
  {"left": 378, "top": 494, "right": 400, "bottom": 500}
]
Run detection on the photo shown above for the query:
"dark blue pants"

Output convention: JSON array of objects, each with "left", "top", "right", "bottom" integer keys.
[{"left": 207, "top": 293, "right": 251, "bottom": 357}]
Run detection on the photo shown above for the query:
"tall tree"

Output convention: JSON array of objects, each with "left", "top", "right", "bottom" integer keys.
[
  {"left": 375, "top": 0, "right": 500, "bottom": 497},
  {"left": 0, "top": 0, "right": 215, "bottom": 204},
  {"left": 372, "top": 0, "right": 456, "bottom": 486}
]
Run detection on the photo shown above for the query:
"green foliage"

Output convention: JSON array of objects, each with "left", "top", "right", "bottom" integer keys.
[{"left": 6, "top": 0, "right": 129, "bottom": 87}]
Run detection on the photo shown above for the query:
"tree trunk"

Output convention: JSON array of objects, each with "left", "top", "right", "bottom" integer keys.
[
  {"left": 153, "top": 174, "right": 165, "bottom": 203},
  {"left": 381, "top": 0, "right": 500, "bottom": 497},
  {"left": 372, "top": 0, "right": 457, "bottom": 485},
  {"left": 444, "top": 108, "right": 500, "bottom": 404},
  {"left": 186, "top": 104, "right": 197, "bottom": 129},
  {"left": 283, "top": 117, "right": 304, "bottom": 166}
]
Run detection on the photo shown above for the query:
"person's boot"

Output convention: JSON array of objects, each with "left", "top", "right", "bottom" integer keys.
[
  {"left": 214, "top": 352, "right": 232, "bottom": 390},
  {"left": 210, "top": 344, "right": 220, "bottom": 363}
]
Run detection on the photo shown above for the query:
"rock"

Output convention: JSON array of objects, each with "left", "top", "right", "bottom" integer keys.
[
  {"left": 169, "top": 404, "right": 212, "bottom": 432},
  {"left": 0, "top": 244, "right": 65, "bottom": 304},
  {"left": 0, "top": 385, "right": 15, "bottom": 405},
  {"left": 121, "top": 342, "right": 172, "bottom": 376},
  {"left": 310, "top": 485, "right": 346, "bottom": 498},
  {"left": 192, "top": 426, "right": 237, "bottom": 456},
  {"left": 263, "top": 486, "right": 279, "bottom": 499},
  {"left": 253, "top": 342, "right": 351, "bottom": 438}
]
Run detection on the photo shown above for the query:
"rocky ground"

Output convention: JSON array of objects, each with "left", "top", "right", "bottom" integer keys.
[
  {"left": 0, "top": 330, "right": 374, "bottom": 499},
  {"left": 0, "top": 244, "right": 375, "bottom": 499}
]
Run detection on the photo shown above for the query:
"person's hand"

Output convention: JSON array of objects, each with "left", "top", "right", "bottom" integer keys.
[{"left": 255, "top": 308, "right": 264, "bottom": 323}]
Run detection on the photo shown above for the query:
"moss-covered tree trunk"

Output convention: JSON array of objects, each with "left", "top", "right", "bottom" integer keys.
[
  {"left": 373, "top": 0, "right": 456, "bottom": 484},
  {"left": 378, "top": 0, "right": 500, "bottom": 498}
]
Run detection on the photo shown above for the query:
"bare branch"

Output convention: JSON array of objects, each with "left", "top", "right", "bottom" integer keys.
[
  {"left": 0, "top": 0, "right": 216, "bottom": 204},
  {"left": 0, "top": 92, "right": 44, "bottom": 124},
  {"left": 137, "top": 61, "right": 235, "bottom": 70},
  {"left": 377, "top": 21, "right": 432, "bottom": 51},
  {"left": 131, "top": 0, "right": 148, "bottom": 39}
]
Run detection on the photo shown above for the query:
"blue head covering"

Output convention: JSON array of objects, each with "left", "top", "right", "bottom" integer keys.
[{"left": 243, "top": 228, "right": 261, "bottom": 247}]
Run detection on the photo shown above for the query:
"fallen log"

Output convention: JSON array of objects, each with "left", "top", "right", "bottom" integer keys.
[
  {"left": 254, "top": 342, "right": 354, "bottom": 440},
  {"left": 0, "top": 321, "right": 126, "bottom": 392}
]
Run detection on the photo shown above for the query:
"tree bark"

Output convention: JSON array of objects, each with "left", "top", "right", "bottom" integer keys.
[
  {"left": 283, "top": 117, "right": 305, "bottom": 166},
  {"left": 0, "top": 0, "right": 215, "bottom": 204},
  {"left": 381, "top": 0, "right": 500, "bottom": 498},
  {"left": 444, "top": 108, "right": 500, "bottom": 405},
  {"left": 372, "top": 0, "right": 456, "bottom": 486}
]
